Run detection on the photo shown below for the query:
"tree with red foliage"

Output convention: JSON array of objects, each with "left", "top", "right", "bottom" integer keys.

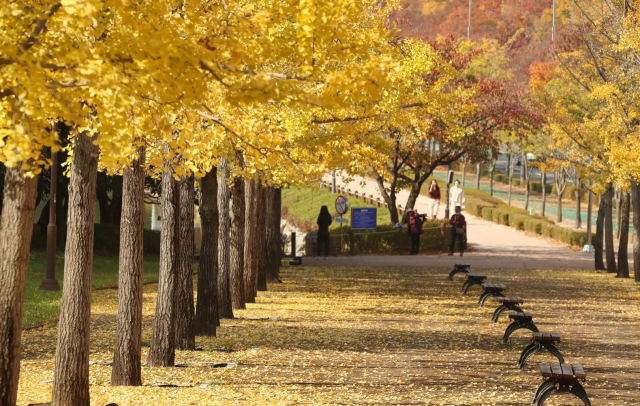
[{"left": 371, "top": 37, "right": 542, "bottom": 223}]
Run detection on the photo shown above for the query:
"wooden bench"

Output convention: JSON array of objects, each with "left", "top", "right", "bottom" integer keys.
[
  {"left": 478, "top": 283, "right": 507, "bottom": 307},
  {"left": 281, "top": 257, "right": 302, "bottom": 266},
  {"left": 518, "top": 332, "right": 564, "bottom": 369},
  {"left": 461, "top": 273, "right": 486, "bottom": 294},
  {"left": 503, "top": 312, "right": 539, "bottom": 343},
  {"left": 491, "top": 297, "right": 524, "bottom": 322},
  {"left": 447, "top": 263, "right": 471, "bottom": 281},
  {"left": 532, "top": 363, "right": 591, "bottom": 406}
]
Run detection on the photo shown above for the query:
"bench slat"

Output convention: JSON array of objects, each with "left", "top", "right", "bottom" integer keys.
[
  {"left": 539, "top": 363, "right": 552, "bottom": 377},
  {"left": 561, "top": 364, "right": 573, "bottom": 378},
  {"left": 573, "top": 364, "right": 586, "bottom": 379}
]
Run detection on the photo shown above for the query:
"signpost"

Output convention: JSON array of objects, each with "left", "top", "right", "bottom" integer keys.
[
  {"left": 351, "top": 207, "right": 377, "bottom": 230},
  {"left": 335, "top": 195, "right": 349, "bottom": 252}
]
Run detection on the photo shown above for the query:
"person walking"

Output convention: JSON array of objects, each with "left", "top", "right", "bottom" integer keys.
[
  {"left": 448, "top": 206, "right": 466, "bottom": 256},
  {"left": 449, "top": 179, "right": 465, "bottom": 216},
  {"left": 316, "top": 205, "right": 332, "bottom": 260},
  {"left": 403, "top": 209, "right": 426, "bottom": 255},
  {"left": 427, "top": 180, "right": 441, "bottom": 220}
]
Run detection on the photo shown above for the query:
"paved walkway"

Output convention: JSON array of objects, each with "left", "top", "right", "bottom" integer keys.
[{"left": 318, "top": 174, "right": 606, "bottom": 270}]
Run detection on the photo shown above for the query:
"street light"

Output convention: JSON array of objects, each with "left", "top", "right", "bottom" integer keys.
[
  {"left": 40, "top": 123, "right": 60, "bottom": 291},
  {"left": 467, "top": 0, "right": 472, "bottom": 40},
  {"left": 552, "top": 0, "right": 556, "bottom": 42}
]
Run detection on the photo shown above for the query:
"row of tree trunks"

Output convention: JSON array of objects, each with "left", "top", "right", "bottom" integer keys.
[
  {"left": 111, "top": 146, "right": 146, "bottom": 386},
  {"left": 243, "top": 179, "right": 259, "bottom": 303},
  {"left": 195, "top": 169, "right": 219, "bottom": 336},
  {"left": 595, "top": 194, "right": 606, "bottom": 270},
  {"left": 256, "top": 183, "right": 268, "bottom": 292},
  {"left": 631, "top": 181, "right": 640, "bottom": 282},
  {"left": 0, "top": 166, "right": 38, "bottom": 406},
  {"left": 617, "top": 192, "right": 630, "bottom": 278},
  {"left": 52, "top": 131, "right": 100, "bottom": 406},
  {"left": 230, "top": 179, "right": 246, "bottom": 309},
  {"left": 175, "top": 174, "right": 196, "bottom": 349},
  {"left": 265, "top": 187, "right": 281, "bottom": 283},
  {"left": 217, "top": 159, "right": 233, "bottom": 319},
  {"left": 604, "top": 184, "right": 617, "bottom": 274},
  {"left": 148, "top": 161, "right": 180, "bottom": 367}
]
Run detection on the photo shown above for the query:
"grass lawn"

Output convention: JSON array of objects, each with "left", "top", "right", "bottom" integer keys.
[
  {"left": 16, "top": 264, "right": 640, "bottom": 405},
  {"left": 24, "top": 251, "right": 161, "bottom": 327},
  {"left": 282, "top": 186, "right": 393, "bottom": 231}
]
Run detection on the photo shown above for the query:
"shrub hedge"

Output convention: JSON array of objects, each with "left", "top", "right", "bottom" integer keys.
[
  {"left": 465, "top": 187, "right": 587, "bottom": 247},
  {"left": 32, "top": 223, "right": 161, "bottom": 255},
  {"left": 319, "top": 222, "right": 451, "bottom": 254}
]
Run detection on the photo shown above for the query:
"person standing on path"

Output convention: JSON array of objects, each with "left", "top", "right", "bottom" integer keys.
[
  {"left": 316, "top": 205, "right": 332, "bottom": 259},
  {"left": 403, "top": 209, "right": 426, "bottom": 255},
  {"left": 449, "top": 179, "right": 465, "bottom": 216},
  {"left": 449, "top": 206, "right": 466, "bottom": 256},
  {"left": 427, "top": 180, "right": 441, "bottom": 220}
]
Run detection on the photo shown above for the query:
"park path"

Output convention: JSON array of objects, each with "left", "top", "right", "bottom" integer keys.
[{"left": 319, "top": 174, "right": 601, "bottom": 270}]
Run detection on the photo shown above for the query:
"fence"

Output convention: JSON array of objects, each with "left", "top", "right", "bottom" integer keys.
[{"left": 303, "top": 223, "right": 454, "bottom": 256}]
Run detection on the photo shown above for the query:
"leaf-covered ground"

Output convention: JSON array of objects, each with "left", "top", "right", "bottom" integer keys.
[{"left": 17, "top": 265, "right": 640, "bottom": 405}]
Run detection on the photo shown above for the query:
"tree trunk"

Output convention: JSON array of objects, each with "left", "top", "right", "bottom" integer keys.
[
  {"left": 575, "top": 187, "right": 582, "bottom": 229},
  {"left": 52, "top": 132, "right": 100, "bottom": 406},
  {"left": 372, "top": 171, "right": 399, "bottom": 224},
  {"left": 217, "top": 159, "right": 233, "bottom": 319},
  {"left": 275, "top": 188, "right": 282, "bottom": 266},
  {"left": 265, "top": 187, "right": 281, "bottom": 283},
  {"left": 230, "top": 178, "right": 245, "bottom": 309},
  {"left": 0, "top": 167, "right": 37, "bottom": 406},
  {"left": 617, "top": 192, "right": 630, "bottom": 278},
  {"left": 595, "top": 194, "right": 606, "bottom": 270},
  {"left": 112, "top": 145, "right": 145, "bottom": 386},
  {"left": 476, "top": 163, "right": 481, "bottom": 189},
  {"left": 630, "top": 181, "right": 640, "bottom": 282},
  {"left": 256, "top": 183, "right": 268, "bottom": 292},
  {"left": 541, "top": 172, "right": 547, "bottom": 216},
  {"left": 604, "top": 184, "right": 617, "bottom": 274},
  {"left": 243, "top": 179, "right": 259, "bottom": 303},
  {"left": 616, "top": 188, "right": 622, "bottom": 239},
  {"left": 557, "top": 194, "right": 563, "bottom": 223},
  {"left": 405, "top": 178, "right": 430, "bottom": 214},
  {"left": 174, "top": 173, "right": 196, "bottom": 349},
  {"left": 195, "top": 169, "right": 219, "bottom": 336},
  {"left": 148, "top": 163, "right": 180, "bottom": 367},
  {"left": 386, "top": 192, "right": 399, "bottom": 224}
]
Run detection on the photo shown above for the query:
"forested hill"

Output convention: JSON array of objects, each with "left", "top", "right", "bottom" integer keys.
[{"left": 393, "top": 0, "right": 569, "bottom": 84}]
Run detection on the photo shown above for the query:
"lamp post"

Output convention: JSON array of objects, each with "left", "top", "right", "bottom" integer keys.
[
  {"left": 552, "top": 0, "right": 556, "bottom": 41},
  {"left": 467, "top": 0, "right": 472, "bottom": 40},
  {"left": 40, "top": 124, "right": 60, "bottom": 291}
]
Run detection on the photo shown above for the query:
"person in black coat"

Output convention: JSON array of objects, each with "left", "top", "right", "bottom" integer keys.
[{"left": 316, "top": 205, "right": 332, "bottom": 259}]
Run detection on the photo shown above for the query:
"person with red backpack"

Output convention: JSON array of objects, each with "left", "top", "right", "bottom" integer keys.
[
  {"left": 448, "top": 206, "right": 467, "bottom": 256},
  {"left": 403, "top": 210, "right": 426, "bottom": 255}
]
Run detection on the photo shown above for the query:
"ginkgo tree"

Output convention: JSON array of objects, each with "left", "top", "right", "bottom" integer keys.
[{"left": 0, "top": 0, "right": 429, "bottom": 404}]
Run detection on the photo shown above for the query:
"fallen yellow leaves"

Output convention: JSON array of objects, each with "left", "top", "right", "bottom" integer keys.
[{"left": 16, "top": 266, "right": 640, "bottom": 405}]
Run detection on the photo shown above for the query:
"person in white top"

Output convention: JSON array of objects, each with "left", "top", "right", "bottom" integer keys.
[{"left": 449, "top": 180, "right": 465, "bottom": 215}]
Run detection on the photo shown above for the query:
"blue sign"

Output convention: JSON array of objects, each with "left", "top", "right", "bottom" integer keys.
[{"left": 351, "top": 207, "right": 377, "bottom": 229}]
